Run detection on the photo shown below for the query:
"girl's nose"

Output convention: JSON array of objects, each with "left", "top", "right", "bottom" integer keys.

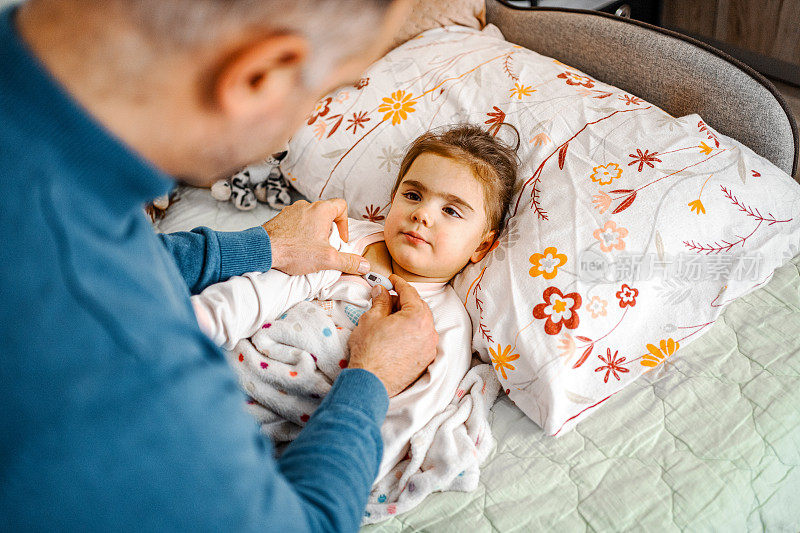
[{"left": 411, "top": 205, "right": 431, "bottom": 226}]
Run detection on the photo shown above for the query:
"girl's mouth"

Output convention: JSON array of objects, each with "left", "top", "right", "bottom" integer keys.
[{"left": 402, "top": 231, "right": 428, "bottom": 245}]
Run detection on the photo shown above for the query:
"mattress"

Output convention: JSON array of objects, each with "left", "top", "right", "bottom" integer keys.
[
  {"left": 364, "top": 254, "right": 800, "bottom": 531},
  {"left": 157, "top": 186, "right": 800, "bottom": 531}
]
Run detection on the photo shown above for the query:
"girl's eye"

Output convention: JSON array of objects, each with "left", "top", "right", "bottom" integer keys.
[
  {"left": 403, "top": 191, "right": 421, "bottom": 201},
  {"left": 443, "top": 206, "right": 462, "bottom": 218}
]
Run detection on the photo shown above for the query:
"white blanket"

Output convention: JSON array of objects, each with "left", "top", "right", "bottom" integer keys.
[{"left": 226, "top": 300, "right": 500, "bottom": 524}]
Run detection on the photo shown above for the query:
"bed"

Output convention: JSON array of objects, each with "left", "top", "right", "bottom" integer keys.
[{"left": 157, "top": 1, "right": 800, "bottom": 529}]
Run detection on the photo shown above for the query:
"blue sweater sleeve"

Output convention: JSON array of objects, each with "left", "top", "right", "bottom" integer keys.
[
  {"left": 278, "top": 369, "right": 389, "bottom": 531},
  {"left": 159, "top": 367, "right": 388, "bottom": 533},
  {"left": 158, "top": 226, "right": 272, "bottom": 294}
]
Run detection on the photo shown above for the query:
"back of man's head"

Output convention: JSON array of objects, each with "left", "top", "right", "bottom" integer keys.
[
  {"left": 115, "top": 0, "right": 391, "bottom": 48},
  {"left": 17, "top": 0, "right": 405, "bottom": 182},
  {"left": 48, "top": 0, "right": 393, "bottom": 85}
]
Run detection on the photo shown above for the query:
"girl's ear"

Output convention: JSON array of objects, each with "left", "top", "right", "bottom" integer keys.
[{"left": 470, "top": 230, "right": 498, "bottom": 263}]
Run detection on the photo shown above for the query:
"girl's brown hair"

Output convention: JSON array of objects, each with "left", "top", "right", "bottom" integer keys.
[{"left": 391, "top": 124, "right": 519, "bottom": 232}]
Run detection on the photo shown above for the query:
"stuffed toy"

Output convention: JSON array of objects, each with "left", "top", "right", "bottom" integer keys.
[
  {"left": 210, "top": 151, "right": 292, "bottom": 211},
  {"left": 145, "top": 188, "right": 179, "bottom": 223}
]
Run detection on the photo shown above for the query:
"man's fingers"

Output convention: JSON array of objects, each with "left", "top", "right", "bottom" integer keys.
[
  {"left": 319, "top": 198, "right": 349, "bottom": 242},
  {"left": 389, "top": 274, "right": 424, "bottom": 311},
  {"left": 368, "top": 285, "right": 392, "bottom": 318},
  {"left": 334, "top": 251, "right": 370, "bottom": 275}
]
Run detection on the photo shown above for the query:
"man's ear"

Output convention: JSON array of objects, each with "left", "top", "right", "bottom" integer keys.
[
  {"left": 470, "top": 230, "right": 498, "bottom": 263},
  {"left": 214, "top": 34, "right": 309, "bottom": 118}
]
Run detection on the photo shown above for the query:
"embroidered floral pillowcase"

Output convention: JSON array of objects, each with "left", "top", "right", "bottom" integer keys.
[{"left": 279, "top": 26, "right": 800, "bottom": 435}]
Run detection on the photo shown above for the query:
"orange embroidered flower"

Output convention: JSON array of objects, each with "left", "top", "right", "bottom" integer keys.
[
  {"left": 489, "top": 344, "right": 520, "bottom": 380},
  {"left": 532, "top": 287, "right": 582, "bottom": 335},
  {"left": 334, "top": 90, "right": 349, "bottom": 104},
  {"left": 687, "top": 199, "right": 706, "bottom": 214},
  {"left": 558, "top": 334, "right": 576, "bottom": 360},
  {"left": 509, "top": 82, "right": 535, "bottom": 99},
  {"left": 592, "top": 191, "right": 612, "bottom": 213},
  {"left": 529, "top": 246, "right": 567, "bottom": 280},
  {"left": 641, "top": 338, "right": 680, "bottom": 367},
  {"left": 593, "top": 221, "right": 628, "bottom": 252},
  {"left": 312, "top": 120, "right": 327, "bottom": 140},
  {"left": 531, "top": 132, "right": 550, "bottom": 147},
  {"left": 378, "top": 90, "right": 417, "bottom": 125},
  {"left": 585, "top": 295, "right": 608, "bottom": 318},
  {"left": 590, "top": 163, "right": 623, "bottom": 185}
]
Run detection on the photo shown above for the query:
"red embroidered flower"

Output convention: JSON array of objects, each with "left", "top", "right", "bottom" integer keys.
[
  {"left": 627, "top": 149, "right": 662, "bottom": 172},
  {"left": 362, "top": 204, "right": 385, "bottom": 222},
  {"left": 484, "top": 106, "right": 506, "bottom": 136},
  {"left": 619, "top": 94, "right": 642, "bottom": 106},
  {"left": 616, "top": 284, "right": 638, "bottom": 307},
  {"left": 307, "top": 96, "right": 332, "bottom": 125},
  {"left": 354, "top": 77, "right": 369, "bottom": 90},
  {"left": 532, "top": 287, "right": 582, "bottom": 335},
  {"left": 595, "top": 348, "right": 630, "bottom": 383},
  {"left": 346, "top": 110, "right": 371, "bottom": 134},
  {"left": 557, "top": 71, "right": 595, "bottom": 88}
]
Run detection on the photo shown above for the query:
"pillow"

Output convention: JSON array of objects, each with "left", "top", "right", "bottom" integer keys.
[
  {"left": 280, "top": 25, "right": 800, "bottom": 435},
  {"left": 390, "top": 0, "right": 485, "bottom": 49},
  {"left": 155, "top": 185, "right": 281, "bottom": 233}
]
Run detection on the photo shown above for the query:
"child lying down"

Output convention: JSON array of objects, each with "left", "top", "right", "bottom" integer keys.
[{"left": 191, "top": 125, "right": 517, "bottom": 521}]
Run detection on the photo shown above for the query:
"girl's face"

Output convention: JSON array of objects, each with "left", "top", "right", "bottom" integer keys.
[{"left": 384, "top": 153, "right": 497, "bottom": 283}]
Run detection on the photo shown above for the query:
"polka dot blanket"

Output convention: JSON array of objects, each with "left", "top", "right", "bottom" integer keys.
[{"left": 227, "top": 300, "right": 500, "bottom": 524}]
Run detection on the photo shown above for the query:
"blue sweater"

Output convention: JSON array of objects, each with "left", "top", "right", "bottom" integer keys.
[{"left": 0, "top": 6, "right": 388, "bottom": 532}]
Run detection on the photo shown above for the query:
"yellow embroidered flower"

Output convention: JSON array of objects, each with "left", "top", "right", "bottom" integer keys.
[
  {"left": 590, "top": 163, "right": 622, "bottom": 185},
  {"left": 378, "top": 90, "right": 417, "bottom": 125},
  {"left": 489, "top": 344, "right": 520, "bottom": 380},
  {"left": 529, "top": 246, "right": 568, "bottom": 280},
  {"left": 509, "top": 82, "right": 535, "bottom": 100},
  {"left": 641, "top": 338, "right": 680, "bottom": 367},
  {"left": 688, "top": 199, "right": 706, "bottom": 214}
]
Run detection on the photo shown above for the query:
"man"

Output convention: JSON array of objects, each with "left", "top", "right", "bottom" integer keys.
[{"left": 0, "top": 0, "right": 440, "bottom": 530}]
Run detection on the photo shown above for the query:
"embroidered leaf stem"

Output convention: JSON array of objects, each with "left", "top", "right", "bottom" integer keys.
[{"left": 683, "top": 185, "right": 793, "bottom": 254}]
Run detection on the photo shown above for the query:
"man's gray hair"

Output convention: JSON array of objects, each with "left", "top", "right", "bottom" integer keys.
[
  {"left": 105, "top": 0, "right": 392, "bottom": 86},
  {"left": 127, "top": 0, "right": 389, "bottom": 47}
]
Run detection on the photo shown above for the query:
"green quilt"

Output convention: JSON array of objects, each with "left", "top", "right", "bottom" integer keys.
[{"left": 365, "top": 254, "right": 800, "bottom": 531}]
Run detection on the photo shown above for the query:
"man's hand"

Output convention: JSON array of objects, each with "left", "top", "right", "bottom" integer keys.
[
  {"left": 262, "top": 198, "right": 370, "bottom": 276},
  {"left": 348, "top": 275, "right": 438, "bottom": 397}
]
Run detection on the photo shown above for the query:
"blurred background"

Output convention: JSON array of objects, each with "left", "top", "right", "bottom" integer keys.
[{"left": 1, "top": 0, "right": 797, "bottom": 139}]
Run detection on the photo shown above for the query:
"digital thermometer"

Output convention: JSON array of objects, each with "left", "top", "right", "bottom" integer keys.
[{"left": 363, "top": 272, "right": 393, "bottom": 291}]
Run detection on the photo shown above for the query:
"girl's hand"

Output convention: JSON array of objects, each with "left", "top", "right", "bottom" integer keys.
[{"left": 261, "top": 198, "right": 370, "bottom": 276}]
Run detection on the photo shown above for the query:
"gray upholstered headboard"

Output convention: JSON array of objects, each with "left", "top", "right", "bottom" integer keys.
[{"left": 485, "top": 0, "right": 799, "bottom": 180}]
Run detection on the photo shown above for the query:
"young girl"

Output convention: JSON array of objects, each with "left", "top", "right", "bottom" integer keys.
[{"left": 192, "top": 124, "right": 518, "bottom": 482}]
